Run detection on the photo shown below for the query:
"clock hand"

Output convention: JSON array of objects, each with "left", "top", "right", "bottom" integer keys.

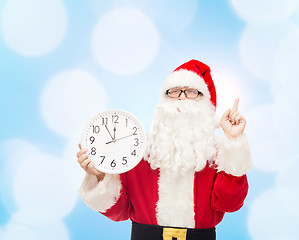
[
  {"left": 106, "top": 134, "right": 134, "bottom": 144},
  {"left": 113, "top": 122, "right": 116, "bottom": 140},
  {"left": 105, "top": 125, "right": 114, "bottom": 140}
]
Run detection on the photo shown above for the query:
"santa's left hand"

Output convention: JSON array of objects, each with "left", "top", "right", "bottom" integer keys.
[{"left": 220, "top": 98, "right": 246, "bottom": 139}]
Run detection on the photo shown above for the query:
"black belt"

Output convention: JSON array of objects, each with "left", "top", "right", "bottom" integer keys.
[{"left": 131, "top": 222, "right": 216, "bottom": 240}]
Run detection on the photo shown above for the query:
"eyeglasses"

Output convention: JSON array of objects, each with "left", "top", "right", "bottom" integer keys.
[{"left": 165, "top": 88, "right": 203, "bottom": 99}]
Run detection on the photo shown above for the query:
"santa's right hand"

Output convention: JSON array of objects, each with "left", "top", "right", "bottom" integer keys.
[{"left": 77, "top": 144, "right": 105, "bottom": 181}]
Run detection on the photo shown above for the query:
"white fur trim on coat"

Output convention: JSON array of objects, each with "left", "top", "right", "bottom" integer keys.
[
  {"left": 216, "top": 134, "right": 252, "bottom": 177},
  {"left": 78, "top": 173, "right": 122, "bottom": 212},
  {"left": 156, "top": 168, "right": 195, "bottom": 228}
]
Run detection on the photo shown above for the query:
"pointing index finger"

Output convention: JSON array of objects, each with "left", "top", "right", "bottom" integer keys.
[{"left": 232, "top": 98, "right": 239, "bottom": 111}]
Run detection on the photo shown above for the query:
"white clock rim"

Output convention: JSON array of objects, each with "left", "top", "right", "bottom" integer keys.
[{"left": 80, "top": 109, "right": 147, "bottom": 174}]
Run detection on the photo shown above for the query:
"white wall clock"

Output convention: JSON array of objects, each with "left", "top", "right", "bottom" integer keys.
[{"left": 81, "top": 109, "right": 147, "bottom": 174}]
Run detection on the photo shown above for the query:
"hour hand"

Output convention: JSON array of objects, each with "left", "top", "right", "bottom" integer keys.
[{"left": 105, "top": 125, "right": 114, "bottom": 140}]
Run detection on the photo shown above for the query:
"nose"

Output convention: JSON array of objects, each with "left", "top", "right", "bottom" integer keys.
[{"left": 178, "top": 91, "right": 187, "bottom": 100}]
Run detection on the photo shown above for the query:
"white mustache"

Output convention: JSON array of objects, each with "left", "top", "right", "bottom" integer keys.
[{"left": 157, "top": 99, "right": 203, "bottom": 115}]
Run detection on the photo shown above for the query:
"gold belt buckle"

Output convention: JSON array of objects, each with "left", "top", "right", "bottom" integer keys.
[{"left": 163, "top": 227, "right": 187, "bottom": 240}]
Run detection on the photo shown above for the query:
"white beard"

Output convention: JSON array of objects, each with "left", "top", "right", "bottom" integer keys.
[{"left": 145, "top": 97, "right": 218, "bottom": 174}]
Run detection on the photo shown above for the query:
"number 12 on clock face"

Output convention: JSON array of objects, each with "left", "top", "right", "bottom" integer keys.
[{"left": 81, "top": 110, "right": 147, "bottom": 174}]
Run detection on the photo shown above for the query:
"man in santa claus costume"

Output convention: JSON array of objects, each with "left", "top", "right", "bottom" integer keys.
[{"left": 76, "top": 59, "right": 252, "bottom": 240}]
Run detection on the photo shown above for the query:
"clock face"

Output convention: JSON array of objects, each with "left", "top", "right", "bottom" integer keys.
[{"left": 81, "top": 110, "right": 147, "bottom": 174}]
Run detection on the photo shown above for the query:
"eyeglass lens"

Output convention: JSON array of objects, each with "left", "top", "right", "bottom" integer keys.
[{"left": 167, "top": 88, "right": 200, "bottom": 99}]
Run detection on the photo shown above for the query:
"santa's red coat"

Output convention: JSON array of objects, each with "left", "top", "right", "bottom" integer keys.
[{"left": 100, "top": 159, "right": 248, "bottom": 229}]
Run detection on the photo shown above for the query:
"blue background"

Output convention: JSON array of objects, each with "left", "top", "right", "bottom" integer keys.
[{"left": 1, "top": 0, "right": 299, "bottom": 239}]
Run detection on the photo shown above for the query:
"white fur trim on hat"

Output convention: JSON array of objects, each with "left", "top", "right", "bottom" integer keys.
[
  {"left": 162, "top": 69, "right": 211, "bottom": 99},
  {"left": 216, "top": 134, "right": 252, "bottom": 177},
  {"left": 78, "top": 173, "right": 122, "bottom": 212}
]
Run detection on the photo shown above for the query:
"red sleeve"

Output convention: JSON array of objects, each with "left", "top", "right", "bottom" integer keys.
[
  {"left": 100, "top": 174, "right": 132, "bottom": 222},
  {"left": 211, "top": 171, "right": 249, "bottom": 213}
]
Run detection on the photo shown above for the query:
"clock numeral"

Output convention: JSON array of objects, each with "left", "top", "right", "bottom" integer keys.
[
  {"left": 122, "top": 157, "right": 127, "bottom": 165},
  {"left": 100, "top": 156, "right": 105, "bottom": 164},
  {"left": 111, "top": 159, "right": 116, "bottom": 168},
  {"left": 125, "top": 118, "right": 128, "bottom": 127},
  {"left": 90, "top": 136, "right": 95, "bottom": 144},
  {"left": 92, "top": 125, "right": 100, "bottom": 134},
  {"left": 134, "top": 138, "right": 139, "bottom": 146},
  {"left": 112, "top": 115, "right": 119, "bottom": 123},
  {"left": 132, "top": 127, "right": 137, "bottom": 135},
  {"left": 131, "top": 150, "right": 136, "bottom": 156},
  {"left": 91, "top": 147, "right": 96, "bottom": 155},
  {"left": 101, "top": 117, "right": 108, "bottom": 126}
]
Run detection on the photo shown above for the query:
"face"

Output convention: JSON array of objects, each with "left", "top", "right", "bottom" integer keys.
[{"left": 165, "top": 86, "right": 203, "bottom": 101}]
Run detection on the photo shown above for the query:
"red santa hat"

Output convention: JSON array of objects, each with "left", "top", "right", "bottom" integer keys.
[{"left": 162, "top": 59, "right": 217, "bottom": 109}]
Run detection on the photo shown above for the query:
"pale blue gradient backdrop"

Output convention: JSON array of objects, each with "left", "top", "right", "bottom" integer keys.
[{"left": 1, "top": 0, "right": 299, "bottom": 239}]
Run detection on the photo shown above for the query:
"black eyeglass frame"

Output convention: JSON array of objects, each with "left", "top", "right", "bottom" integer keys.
[{"left": 165, "top": 88, "right": 203, "bottom": 99}]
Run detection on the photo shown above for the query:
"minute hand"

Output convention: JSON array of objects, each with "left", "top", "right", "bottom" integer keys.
[
  {"left": 105, "top": 125, "right": 114, "bottom": 140},
  {"left": 106, "top": 134, "right": 135, "bottom": 144}
]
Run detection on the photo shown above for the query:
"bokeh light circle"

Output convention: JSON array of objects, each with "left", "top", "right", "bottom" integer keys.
[
  {"left": 40, "top": 70, "right": 107, "bottom": 138},
  {"left": 275, "top": 27, "right": 299, "bottom": 81},
  {"left": 271, "top": 85, "right": 299, "bottom": 147},
  {"left": 276, "top": 162, "right": 299, "bottom": 216},
  {"left": 3, "top": 216, "right": 69, "bottom": 240},
  {"left": 3, "top": 223, "right": 39, "bottom": 240},
  {"left": 92, "top": 7, "right": 159, "bottom": 75},
  {"left": 1, "top": 0, "right": 68, "bottom": 56},
  {"left": 149, "top": 0, "right": 198, "bottom": 34},
  {"left": 212, "top": 68, "right": 245, "bottom": 118},
  {"left": 230, "top": 0, "right": 299, "bottom": 23},
  {"left": 0, "top": 228, "right": 3, "bottom": 239},
  {"left": 13, "top": 207, "right": 62, "bottom": 226},
  {"left": 248, "top": 189, "right": 298, "bottom": 239},
  {"left": 246, "top": 104, "right": 294, "bottom": 172},
  {"left": 0, "top": 140, "right": 39, "bottom": 214},
  {"left": 63, "top": 138, "right": 86, "bottom": 192},
  {"left": 13, "top": 152, "right": 78, "bottom": 218},
  {"left": 239, "top": 21, "right": 296, "bottom": 82}
]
